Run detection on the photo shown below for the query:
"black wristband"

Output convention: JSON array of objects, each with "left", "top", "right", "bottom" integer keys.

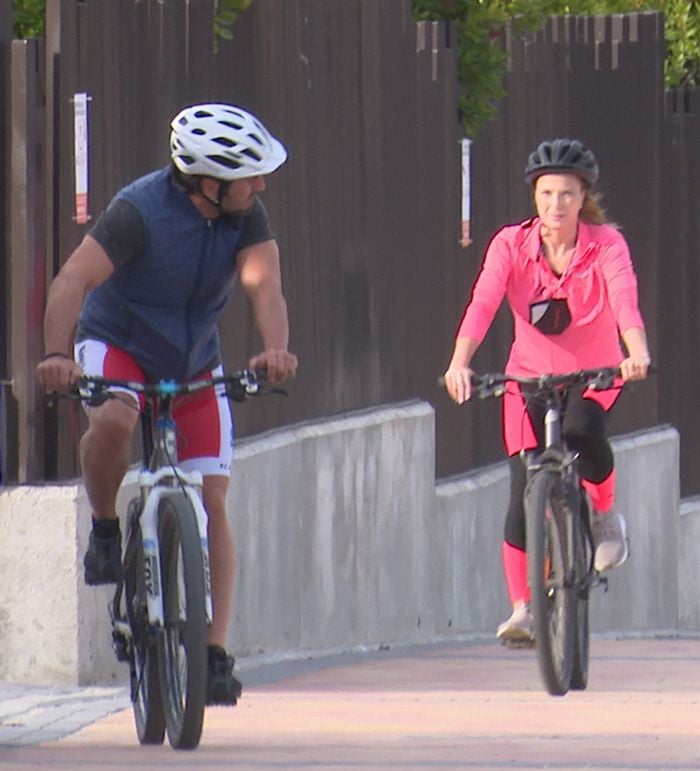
[{"left": 41, "top": 352, "right": 72, "bottom": 362}]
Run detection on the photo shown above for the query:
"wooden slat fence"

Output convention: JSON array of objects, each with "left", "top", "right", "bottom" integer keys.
[{"left": 4, "top": 2, "right": 700, "bottom": 497}]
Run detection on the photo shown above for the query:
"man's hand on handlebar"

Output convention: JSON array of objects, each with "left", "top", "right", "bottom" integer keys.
[
  {"left": 248, "top": 349, "right": 298, "bottom": 384},
  {"left": 36, "top": 354, "right": 83, "bottom": 393}
]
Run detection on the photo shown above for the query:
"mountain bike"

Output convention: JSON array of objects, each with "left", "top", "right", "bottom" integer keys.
[
  {"left": 470, "top": 367, "right": 622, "bottom": 696},
  {"left": 71, "top": 369, "right": 276, "bottom": 749}
]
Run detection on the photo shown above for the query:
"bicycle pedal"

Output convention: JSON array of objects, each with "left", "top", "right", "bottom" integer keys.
[
  {"left": 111, "top": 630, "right": 131, "bottom": 662},
  {"left": 594, "top": 574, "right": 609, "bottom": 593},
  {"left": 501, "top": 638, "right": 536, "bottom": 650}
]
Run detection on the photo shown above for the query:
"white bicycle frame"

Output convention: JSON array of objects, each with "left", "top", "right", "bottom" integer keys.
[
  {"left": 137, "top": 465, "right": 213, "bottom": 628},
  {"left": 107, "top": 411, "right": 214, "bottom": 633}
]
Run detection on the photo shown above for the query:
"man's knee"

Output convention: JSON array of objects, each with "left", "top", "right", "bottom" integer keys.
[{"left": 85, "top": 400, "right": 138, "bottom": 445}]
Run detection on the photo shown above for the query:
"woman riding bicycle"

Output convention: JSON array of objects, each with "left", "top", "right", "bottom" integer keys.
[{"left": 443, "top": 138, "right": 650, "bottom": 646}]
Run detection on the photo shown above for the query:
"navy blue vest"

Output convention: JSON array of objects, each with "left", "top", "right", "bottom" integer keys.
[{"left": 79, "top": 168, "right": 245, "bottom": 380}]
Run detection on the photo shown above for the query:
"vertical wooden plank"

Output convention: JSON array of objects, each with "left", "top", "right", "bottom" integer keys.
[
  {"left": 43, "top": 0, "right": 80, "bottom": 479},
  {"left": 659, "top": 84, "right": 700, "bottom": 496},
  {"left": 0, "top": 0, "right": 11, "bottom": 363},
  {"left": 0, "top": 0, "right": 14, "bottom": 481},
  {"left": 9, "top": 40, "right": 46, "bottom": 482}
]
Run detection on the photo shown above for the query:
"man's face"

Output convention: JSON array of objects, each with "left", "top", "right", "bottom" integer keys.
[{"left": 221, "top": 175, "right": 266, "bottom": 215}]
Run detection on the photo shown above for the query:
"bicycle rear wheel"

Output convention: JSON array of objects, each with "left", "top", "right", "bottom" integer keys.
[
  {"left": 570, "top": 494, "right": 592, "bottom": 691},
  {"left": 525, "top": 469, "right": 575, "bottom": 696},
  {"left": 123, "top": 506, "right": 166, "bottom": 744},
  {"left": 156, "top": 492, "right": 208, "bottom": 750}
]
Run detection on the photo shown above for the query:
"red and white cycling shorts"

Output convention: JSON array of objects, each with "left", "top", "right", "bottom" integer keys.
[{"left": 75, "top": 339, "right": 234, "bottom": 477}]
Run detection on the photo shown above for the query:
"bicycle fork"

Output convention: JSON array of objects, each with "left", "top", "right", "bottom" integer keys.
[
  {"left": 138, "top": 470, "right": 214, "bottom": 628},
  {"left": 111, "top": 471, "right": 213, "bottom": 661}
]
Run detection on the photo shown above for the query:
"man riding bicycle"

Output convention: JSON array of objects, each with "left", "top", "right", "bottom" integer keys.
[{"left": 36, "top": 102, "right": 298, "bottom": 705}]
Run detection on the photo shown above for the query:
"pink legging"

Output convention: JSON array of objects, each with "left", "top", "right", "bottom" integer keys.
[{"left": 501, "top": 469, "right": 615, "bottom": 604}]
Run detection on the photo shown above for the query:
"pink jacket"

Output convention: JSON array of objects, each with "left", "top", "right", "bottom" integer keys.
[{"left": 457, "top": 217, "right": 646, "bottom": 376}]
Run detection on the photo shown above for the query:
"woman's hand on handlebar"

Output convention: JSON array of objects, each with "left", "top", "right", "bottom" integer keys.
[
  {"left": 443, "top": 365, "right": 475, "bottom": 404},
  {"left": 248, "top": 348, "right": 298, "bottom": 383},
  {"left": 619, "top": 355, "right": 651, "bottom": 382},
  {"left": 36, "top": 354, "right": 83, "bottom": 392}
]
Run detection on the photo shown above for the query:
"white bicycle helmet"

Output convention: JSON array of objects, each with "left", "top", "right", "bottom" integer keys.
[{"left": 170, "top": 103, "right": 287, "bottom": 179}]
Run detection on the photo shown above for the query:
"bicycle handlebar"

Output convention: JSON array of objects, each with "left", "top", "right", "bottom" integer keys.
[
  {"left": 71, "top": 368, "right": 282, "bottom": 407},
  {"left": 436, "top": 366, "right": 632, "bottom": 402},
  {"left": 470, "top": 367, "right": 623, "bottom": 400}
]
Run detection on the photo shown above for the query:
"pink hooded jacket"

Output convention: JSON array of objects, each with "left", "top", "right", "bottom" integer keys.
[
  {"left": 457, "top": 217, "right": 645, "bottom": 376},
  {"left": 457, "top": 217, "right": 646, "bottom": 455}
]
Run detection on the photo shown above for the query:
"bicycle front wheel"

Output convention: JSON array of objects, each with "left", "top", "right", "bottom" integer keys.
[
  {"left": 525, "top": 470, "right": 575, "bottom": 696},
  {"left": 570, "top": 493, "right": 592, "bottom": 691},
  {"left": 156, "top": 492, "right": 208, "bottom": 750},
  {"left": 123, "top": 511, "right": 166, "bottom": 745}
]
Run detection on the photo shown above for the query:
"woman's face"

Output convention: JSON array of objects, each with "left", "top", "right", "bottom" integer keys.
[{"left": 533, "top": 173, "right": 586, "bottom": 233}]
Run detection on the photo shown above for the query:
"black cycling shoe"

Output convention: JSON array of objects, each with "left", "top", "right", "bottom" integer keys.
[
  {"left": 83, "top": 529, "right": 123, "bottom": 585},
  {"left": 206, "top": 645, "right": 242, "bottom": 706}
]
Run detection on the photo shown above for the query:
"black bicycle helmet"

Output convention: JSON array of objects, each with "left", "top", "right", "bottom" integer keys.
[{"left": 524, "top": 138, "right": 599, "bottom": 186}]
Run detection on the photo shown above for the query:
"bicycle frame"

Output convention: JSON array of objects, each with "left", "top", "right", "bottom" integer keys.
[
  {"left": 136, "top": 403, "right": 213, "bottom": 630},
  {"left": 522, "top": 389, "right": 581, "bottom": 486},
  {"left": 74, "top": 369, "right": 270, "bottom": 639}
]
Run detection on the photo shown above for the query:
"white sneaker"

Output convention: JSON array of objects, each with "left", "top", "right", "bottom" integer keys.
[
  {"left": 496, "top": 604, "right": 535, "bottom": 647},
  {"left": 591, "top": 510, "right": 629, "bottom": 572}
]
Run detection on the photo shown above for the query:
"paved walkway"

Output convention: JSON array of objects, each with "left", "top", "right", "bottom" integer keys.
[{"left": 1, "top": 636, "right": 699, "bottom": 770}]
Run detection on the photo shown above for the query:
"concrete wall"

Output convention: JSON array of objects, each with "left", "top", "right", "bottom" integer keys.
[
  {"left": 679, "top": 495, "right": 700, "bottom": 630},
  {"left": 0, "top": 402, "right": 686, "bottom": 686}
]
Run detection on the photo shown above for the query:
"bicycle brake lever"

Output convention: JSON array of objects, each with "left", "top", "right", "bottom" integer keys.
[
  {"left": 589, "top": 372, "right": 615, "bottom": 391},
  {"left": 226, "top": 381, "right": 249, "bottom": 402},
  {"left": 77, "top": 378, "right": 111, "bottom": 407},
  {"left": 477, "top": 383, "right": 505, "bottom": 400}
]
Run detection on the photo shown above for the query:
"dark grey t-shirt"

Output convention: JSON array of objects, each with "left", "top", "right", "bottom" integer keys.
[{"left": 89, "top": 195, "right": 275, "bottom": 267}]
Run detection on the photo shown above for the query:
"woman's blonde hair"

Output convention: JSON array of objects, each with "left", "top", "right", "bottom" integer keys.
[{"left": 580, "top": 188, "right": 609, "bottom": 225}]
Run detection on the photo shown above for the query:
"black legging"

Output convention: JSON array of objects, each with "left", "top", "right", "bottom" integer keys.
[{"left": 504, "top": 389, "right": 614, "bottom": 549}]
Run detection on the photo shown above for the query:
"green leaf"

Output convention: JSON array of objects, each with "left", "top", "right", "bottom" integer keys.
[
  {"left": 413, "top": 0, "right": 700, "bottom": 136},
  {"left": 213, "top": 0, "right": 255, "bottom": 49}
]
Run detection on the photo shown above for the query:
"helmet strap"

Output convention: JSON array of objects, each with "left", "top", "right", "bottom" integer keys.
[
  {"left": 216, "top": 180, "right": 231, "bottom": 206},
  {"left": 197, "top": 179, "right": 231, "bottom": 214}
]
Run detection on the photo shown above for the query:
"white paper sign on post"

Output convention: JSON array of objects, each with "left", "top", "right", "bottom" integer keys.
[
  {"left": 73, "top": 92, "right": 90, "bottom": 224},
  {"left": 460, "top": 137, "right": 472, "bottom": 247}
]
